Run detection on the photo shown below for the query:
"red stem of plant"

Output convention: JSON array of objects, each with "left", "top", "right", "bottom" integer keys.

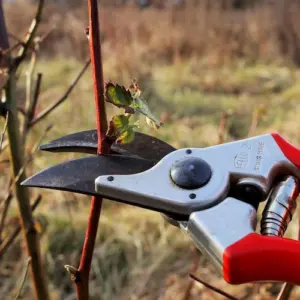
[
  {"left": 75, "top": 0, "right": 108, "bottom": 299},
  {"left": 87, "top": 0, "right": 108, "bottom": 155}
]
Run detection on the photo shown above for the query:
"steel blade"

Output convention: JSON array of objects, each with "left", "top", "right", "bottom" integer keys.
[
  {"left": 39, "top": 130, "right": 175, "bottom": 161},
  {"left": 22, "top": 155, "right": 155, "bottom": 197}
]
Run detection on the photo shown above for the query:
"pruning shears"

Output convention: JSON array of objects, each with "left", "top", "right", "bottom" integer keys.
[{"left": 22, "top": 130, "right": 300, "bottom": 285}]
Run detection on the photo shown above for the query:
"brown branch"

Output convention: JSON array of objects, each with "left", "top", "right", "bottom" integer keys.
[
  {"left": 248, "top": 105, "right": 266, "bottom": 138},
  {"left": 39, "top": 25, "right": 56, "bottom": 43},
  {"left": 63, "top": 194, "right": 76, "bottom": 237},
  {"left": 0, "top": 194, "right": 42, "bottom": 259},
  {"left": 276, "top": 284, "right": 295, "bottom": 300},
  {"left": 13, "top": 124, "right": 53, "bottom": 185},
  {"left": 8, "top": 32, "right": 24, "bottom": 44},
  {"left": 14, "top": 0, "right": 44, "bottom": 70},
  {"left": 23, "top": 72, "right": 42, "bottom": 137},
  {"left": 0, "top": 111, "right": 9, "bottom": 153},
  {"left": 1, "top": 42, "right": 23, "bottom": 55},
  {"left": 22, "top": 45, "right": 38, "bottom": 140},
  {"left": 0, "top": 140, "right": 8, "bottom": 153},
  {"left": 0, "top": 6, "right": 9, "bottom": 51},
  {"left": 190, "top": 274, "right": 239, "bottom": 300},
  {"left": 15, "top": 257, "right": 32, "bottom": 300},
  {"left": 182, "top": 248, "right": 200, "bottom": 300},
  {"left": 0, "top": 159, "right": 9, "bottom": 164},
  {"left": 17, "top": 106, "right": 26, "bottom": 116},
  {"left": 1, "top": 2, "right": 49, "bottom": 298},
  {"left": 30, "top": 59, "right": 91, "bottom": 127},
  {"left": 0, "top": 192, "right": 13, "bottom": 243},
  {"left": 73, "top": 1, "right": 109, "bottom": 299},
  {"left": 248, "top": 108, "right": 259, "bottom": 137},
  {"left": 218, "top": 111, "right": 229, "bottom": 144},
  {"left": 30, "top": 73, "right": 42, "bottom": 121}
]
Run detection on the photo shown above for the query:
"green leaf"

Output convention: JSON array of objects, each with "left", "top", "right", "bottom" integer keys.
[
  {"left": 105, "top": 80, "right": 162, "bottom": 145},
  {"left": 132, "top": 97, "right": 162, "bottom": 128},
  {"left": 116, "top": 128, "right": 135, "bottom": 144},
  {"left": 112, "top": 114, "right": 130, "bottom": 131},
  {"left": 127, "top": 80, "right": 162, "bottom": 128},
  {"left": 105, "top": 82, "right": 134, "bottom": 111},
  {"left": 106, "top": 114, "right": 130, "bottom": 137},
  {"left": 146, "top": 117, "right": 160, "bottom": 129}
]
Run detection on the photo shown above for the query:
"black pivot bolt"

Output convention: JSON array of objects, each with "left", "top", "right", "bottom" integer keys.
[{"left": 170, "top": 157, "right": 212, "bottom": 190}]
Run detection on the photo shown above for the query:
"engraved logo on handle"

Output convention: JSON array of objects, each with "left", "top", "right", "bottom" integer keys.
[{"left": 234, "top": 143, "right": 251, "bottom": 169}]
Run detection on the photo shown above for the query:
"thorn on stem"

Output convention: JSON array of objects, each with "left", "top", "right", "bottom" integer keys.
[
  {"left": 65, "top": 265, "right": 80, "bottom": 282},
  {"left": 85, "top": 27, "right": 90, "bottom": 40}
]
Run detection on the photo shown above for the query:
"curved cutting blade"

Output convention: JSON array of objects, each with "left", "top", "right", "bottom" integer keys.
[
  {"left": 22, "top": 155, "right": 155, "bottom": 197},
  {"left": 39, "top": 130, "right": 175, "bottom": 161}
]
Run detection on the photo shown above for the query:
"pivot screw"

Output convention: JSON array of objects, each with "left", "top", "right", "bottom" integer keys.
[
  {"left": 170, "top": 157, "right": 212, "bottom": 189},
  {"left": 189, "top": 193, "right": 196, "bottom": 199},
  {"left": 107, "top": 176, "right": 114, "bottom": 182}
]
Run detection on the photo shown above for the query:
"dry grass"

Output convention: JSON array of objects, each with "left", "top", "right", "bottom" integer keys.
[
  {"left": 4, "top": 0, "right": 300, "bottom": 66},
  {"left": 1, "top": 1, "right": 300, "bottom": 299}
]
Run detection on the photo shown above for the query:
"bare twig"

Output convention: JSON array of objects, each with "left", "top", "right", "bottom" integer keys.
[
  {"left": 8, "top": 32, "right": 24, "bottom": 44},
  {"left": 0, "top": 4, "right": 9, "bottom": 56},
  {"left": 22, "top": 44, "right": 38, "bottom": 140},
  {"left": 276, "top": 284, "right": 295, "bottom": 300},
  {"left": 17, "top": 106, "right": 26, "bottom": 116},
  {"left": 0, "top": 111, "right": 9, "bottom": 153},
  {"left": 182, "top": 248, "right": 200, "bottom": 300},
  {"left": 248, "top": 105, "right": 266, "bottom": 137},
  {"left": 14, "top": 0, "right": 44, "bottom": 70},
  {"left": 218, "top": 111, "right": 229, "bottom": 144},
  {"left": 39, "top": 25, "right": 56, "bottom": 43},
  {"left": 0, "top": 194, "right": 42, "bottom": 259},
  {"left": 190, "top": 274, "right": 239, "bottom": 300},
  {"left": 63, "top": 194, "right": 76, "bottom": 237},
  {"left": 30, "top": 73, "right": 42, "bottom": 121},
  {"left": 0, "top": 192, "right": 13, "bottom": 243},
  {"left": 1, "top": 42, "right": 23, "bottom": 55},
  {"left": 248, "top": 109, "right": 259, "bottom": 137},
  {"left": 0, "top": 139, "right": 8, "bottom": 153},
  {"left": 15, "top": 257, "right": 32, "bottom": 300},
  {"left": 13, "top": 124, "right": 53, "bottom": 185},
  {"left": 30, "top": 59, "right": 91, "bottom": 127},
  {"left": 23, "top": 72, "right": 42, "bottom": 136},
  {"left": 0, "top": 159, "right": 9, "bottom": 164}
]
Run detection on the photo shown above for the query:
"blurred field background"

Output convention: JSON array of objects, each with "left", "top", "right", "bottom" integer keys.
[{"left": 2, "top": 0, "right": 300, "bottom": 299}]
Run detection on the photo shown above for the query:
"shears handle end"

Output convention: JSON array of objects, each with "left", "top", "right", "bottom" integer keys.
[
  {"left": 272, "top": 133, "right": 300, "bottom": 168},
  {"left": 224, "top": 233, "right": 300, "bottom": 285}
]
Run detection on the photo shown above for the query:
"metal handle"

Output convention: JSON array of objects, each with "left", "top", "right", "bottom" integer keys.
[{"left": 261, "top": 176, "right": 299, "bottom": 237}]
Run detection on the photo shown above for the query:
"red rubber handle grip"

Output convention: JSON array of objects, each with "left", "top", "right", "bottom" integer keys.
[
  {"left": 272, "top": 133, "right": 300, "bottom": 168},
  {"left": 223, "top": 233, "right": 300, "bottom": 285}
]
